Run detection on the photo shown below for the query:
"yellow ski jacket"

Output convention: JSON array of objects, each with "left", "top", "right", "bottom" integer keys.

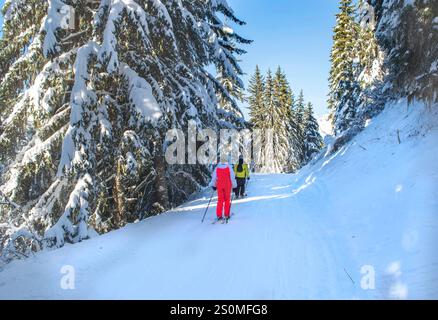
[{"left": 234, "top": 163, "right": 250, "bottom": 179}]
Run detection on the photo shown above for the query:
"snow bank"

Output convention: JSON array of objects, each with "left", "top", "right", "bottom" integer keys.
[{"left": 295, "top": 99, "right": 438, "bottom": 299}]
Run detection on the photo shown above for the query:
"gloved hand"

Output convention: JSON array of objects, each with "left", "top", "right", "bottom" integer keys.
[{"left": 212, "top": 187, "right": 217, "bottom": 191}]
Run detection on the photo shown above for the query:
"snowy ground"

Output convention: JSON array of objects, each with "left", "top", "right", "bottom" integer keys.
[
  {"left": 318, "top": 114, "right": 333, "bottom": 137},
  {"left": 0, "top": 100, "right": 437, "bottom": 299}
]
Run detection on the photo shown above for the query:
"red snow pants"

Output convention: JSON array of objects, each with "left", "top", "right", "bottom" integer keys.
[{"left": 216, "top": 167, "right": 232, "bottom": 218}]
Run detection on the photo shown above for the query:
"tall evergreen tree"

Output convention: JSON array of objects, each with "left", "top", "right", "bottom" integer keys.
[
  {"left": 0, "top": 0, "right": 249, "bottom": 261},
  {"left": 370, "top": 0, "right": 438, "bottom": 104},
  {"left": 349, "top": 0, "right": 386, "bottom": 122},
  {"left": 294, "top": 90, "right": 306, "bottom": 130},
  {"left": 247, "top": 65, "right": 266, "bottom": 170},
  {"left": 270, "top": 67, "right": 292, "bottom": 173},
  {"left": 264, "top": 69, "right": 274, "bottom": 118},
  {"left": 212, "top": 8, "right": 252, "bottom": 129},
  {"left": 356, "top": 0, "right": 384, "bottom": 88},
  {"left": 247, "top": 66, "right": 321, "bottom": 172},
  {"left": 248, "top": 67, "right": 298, "bottom": 173},
  {"left": 286, "top": 89, "right": 303, "bottom": 173},
  {"left": 255, "top": 70, "right": 279, "bottom": 173},
  {"left": 328, "top": 0, "right": 361, "bottom": 135},
  {"left": 248, "top": 65, "right": 265, "bottom": 128},
  {"left": 292, "top": 90, "right": 306, "bottom": 167},
  {"left": 303, "top": 102, "right": 323, "bottom": 164}
]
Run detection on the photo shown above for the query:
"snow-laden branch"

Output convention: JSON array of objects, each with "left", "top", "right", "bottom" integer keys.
[
  {"left": 99, "top": 0, "right": 151, "bottom": 73},
  {"left": 57, "top": 41, "right": 98, "bottom": 176},
  {"left": 44, "top": 174, "right": 93, "bottom": 247},
  {"left": 120, "top": 63, "right": 163, "bottom": 124},
  {"left": 41, "top": 0, "right": 69, "bottom": 57}
]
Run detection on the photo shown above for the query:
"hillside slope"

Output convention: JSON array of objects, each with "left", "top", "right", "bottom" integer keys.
[{"left": 0, "top": 100, "right": 437, "bottom": 300}]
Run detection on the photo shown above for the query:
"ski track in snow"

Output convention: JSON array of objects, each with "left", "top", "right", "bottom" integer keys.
[{"left": 0, "top": 100, "right": 437, "bottom": 299}]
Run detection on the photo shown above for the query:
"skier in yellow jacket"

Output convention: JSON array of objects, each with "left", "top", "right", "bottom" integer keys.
[{"left": 234, "top": 155, "right": 250, "bottom": 198}]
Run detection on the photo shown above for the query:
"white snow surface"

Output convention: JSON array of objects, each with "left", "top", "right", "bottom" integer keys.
[
  {"left": 0, "top": 100, "right": 437, "bottom": 300},
  {"left": 318, "top": 114, "right": 334, "bottom": 138}
]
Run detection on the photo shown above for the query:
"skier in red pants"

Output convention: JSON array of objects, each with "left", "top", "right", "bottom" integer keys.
[{"left": 209, "top": 162, "right": 237, "bottom": 223}]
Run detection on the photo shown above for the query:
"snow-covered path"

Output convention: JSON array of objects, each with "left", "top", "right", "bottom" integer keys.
[
  {"left": 0, "top": 174, "right": 357, "bottom": 299},
  {"left": 0, "top": 101, "right": 437, "bottom": 299}
]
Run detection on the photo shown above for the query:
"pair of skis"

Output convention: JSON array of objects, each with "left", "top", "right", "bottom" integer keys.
[
  {"left": 203, "top": 190, "right": 243, "bottom": 224},
  {"left": 212, "top": 213, "right": 235, "bottom": 225},
  {"left": 212, "top": 191, "right": 237, "bottom": 225},
  {"left": 210, "top": 178, "right": 250, "bottom": 223},
  {"left": 212, "top": 217, "right": 230, "bottom": 225}
]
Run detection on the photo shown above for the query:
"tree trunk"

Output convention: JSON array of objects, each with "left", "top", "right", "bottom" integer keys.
[
  {"left": 114, "top": 157, "right": 126, "bottom": 228},
  {"left": 154, "top": 146, "right": 170, "bottom": 211}
]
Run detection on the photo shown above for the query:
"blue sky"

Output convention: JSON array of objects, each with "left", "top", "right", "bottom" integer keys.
[
  {"left": 0, "top": 0, "right": 339, "bottom": 117},
  {"left": 228, "top": 0, "right": 339, "bottom": 117}
]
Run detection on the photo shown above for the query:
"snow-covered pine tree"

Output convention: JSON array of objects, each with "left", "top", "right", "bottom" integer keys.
[
  {"left": 248, "top": 68, "right": 293, "bottom": 173},
  {"left": 257, "top": 69, "right": 274, "bottom": 172},
  {"left": 217, "top": 74, "right": 244, "bottom": 120},
  {"left": 270, "top": 67, "right": 292, "bottom": 173},
  {"left": 328, "top": 0, "right": 361, "bottom": 135},
  {"left": 356, "top": 0, "right": 384, "bottom": 89},
  {"left": 248, "top": 65, "right": 265, "bottom": 128},
  {"left": 253, "top": 68, "right": 289, "bottom": 173},
  {"left": 211, "top": 2, "right": 252, "bottom": 130},
  {"left": 285, "top": 88, "right": 302, "bottom": 173},
  {"left": 264, "top": 69, "right": 274, "bottom": 113},
  {"left": 303, "top": 102, "right": 323, "bottom": 164},
  {"left": 290, "top": 90, "right": 306, "bottom": 168},
  {"left": 247, "top": 65, "right": 266, "bottom": 171},
  {"left": 352, "top": 0, "right": 386, "bottom": 122},
  {"left": 0, "top": 0, "right": 249, "bottom": 262},
  {"left": 325, "top": 0, "right": 388, "bottom": 155},
  {"left": 274, "top": 69, "right": 302, "bottom": 173},
  {"left": 370, "top": 0, "right": 438, "bottom": 105},
  {"left": 294, "top": 90, "right": 306, "bottom": 130},
  {"left": 247, "top": 66, "right": 303, "bottom": 173}
]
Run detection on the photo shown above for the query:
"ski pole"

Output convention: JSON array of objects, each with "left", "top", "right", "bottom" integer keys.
[
  {"left": 201, "top": 191, "right": 214, "bottom": 223},
  {"left": 229, "top": 193, "right": 233, "bottom": 217},
  {"left": 244, "top": 177, "right": 249, "bottom": 196}
]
